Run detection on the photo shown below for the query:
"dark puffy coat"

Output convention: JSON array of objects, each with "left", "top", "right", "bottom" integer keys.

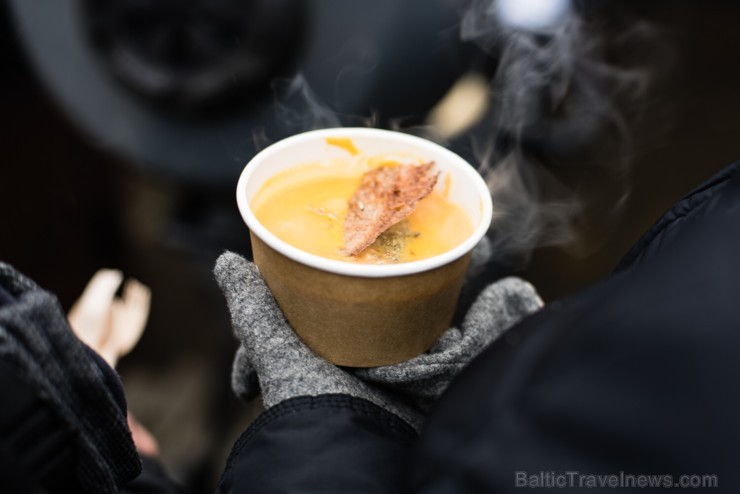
[
  {"left": 215, "top": 162, "right": 740, "bottom": 493},
  {"left": 3, "top": 163, "right": 738, "bottom": 493}
]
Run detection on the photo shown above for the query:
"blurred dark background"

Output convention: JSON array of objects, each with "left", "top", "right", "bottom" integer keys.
[{"left": 1, "top": 1, "right": 739, "bottom": 492}]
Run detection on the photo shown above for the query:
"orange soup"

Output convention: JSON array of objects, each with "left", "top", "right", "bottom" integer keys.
[{"left": 251, "top": 160, "right": 473, "bottom": 264}]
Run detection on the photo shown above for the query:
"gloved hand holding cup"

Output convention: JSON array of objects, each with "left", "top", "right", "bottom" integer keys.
[
  {"left": 233, "top": 127, "right": 495, "bottom": 367},
  {"left": 216, "top": 127, "right": 543, "bottom": 430}
]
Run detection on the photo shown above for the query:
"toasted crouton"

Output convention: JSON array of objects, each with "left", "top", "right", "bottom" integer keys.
[{"left": 342, "top": 162, "right": 439, "bottom": 256}]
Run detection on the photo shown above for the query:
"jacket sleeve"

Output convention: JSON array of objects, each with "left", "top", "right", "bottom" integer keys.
[
  {"left": 215, "top": 395, "right": 417, "bottom": 494},
  {"left": 405, "top": 162, "right": 740, "bottom": 493},
  {"left": 0, "top": 266, "right": 142, "bottom": 493},
  {"left": 209, "top": 162, "right": 740, "bottom": 494},
  {"left": 121, "top": 455, "right": 188, "bottom": 494},
  {"left": 0, "top": 358, "right": 78, "bottom": 494}
]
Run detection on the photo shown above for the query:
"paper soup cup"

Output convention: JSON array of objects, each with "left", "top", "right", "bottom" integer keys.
[{"left": 236, "top": 128, "right": 492, "bottom": 367}]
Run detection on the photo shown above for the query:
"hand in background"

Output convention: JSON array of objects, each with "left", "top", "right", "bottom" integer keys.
[
  {"left": 68, "top": 269, "right": 156, "bottom": 457},
  {"left": 127, "top": 414, "right": 160, "bottom": 458},
  {"left": 67, "top": 269, "right": 151, "bottom": 367}
]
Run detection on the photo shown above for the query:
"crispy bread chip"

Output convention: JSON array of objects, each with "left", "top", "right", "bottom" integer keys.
[{"left": 342, "top": 162, "right": 439, "bottom": 256}]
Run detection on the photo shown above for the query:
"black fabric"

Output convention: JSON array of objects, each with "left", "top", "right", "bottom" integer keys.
[
  {"left": 0, "top": 263, "right": 141, "bottom": 493},
  {"left": 0, "top": 285, "right": 14, "bottom": 307},
  {"left": 0, "top": 358, "right": 78, "bottom": 493},
  {"left": 122, "top": 455, "right": 188, "bottom": 494},
  {"left": 216, "top": 394, "right": 417, "bottom": 494},
  {"left": 407, "top": 163, "right": 740, "bottom": 493},
  {"left": 215, "top": 162, "right": 740, "bottom": 494},
  {"left": 0, "top": 438, "right": 31, "bottom": 494},
  {"left": 85, "top": 343, "right": 130, "bottom": 414},
  {"left": 615, "top": 162, "right": 739, "bottom": 272},
  {"left": 3, "top": 161, "right": 733, "bottom": 493}
]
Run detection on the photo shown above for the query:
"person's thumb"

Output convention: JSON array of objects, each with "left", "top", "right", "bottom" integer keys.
[
  {"left": 214, "top": 251, "right": 294, "bottom": 353},
  {"left": 215, "top": 251, "right": 281, "bottom": 325},
  {"left": 214, "top": 251, "right": 252, "bottom": 301}
]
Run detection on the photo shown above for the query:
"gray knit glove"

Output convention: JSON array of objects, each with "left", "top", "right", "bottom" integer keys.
[
  {"left": 352, "top": 277, "right": 542, "bottom": 413},
  {"left": 214, "top": 250, "right": 542, "bottom": 430}
]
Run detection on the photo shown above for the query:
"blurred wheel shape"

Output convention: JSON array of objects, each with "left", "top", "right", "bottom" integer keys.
[{"left": 80, "top": 0, "right": 305, "bottom": 117}]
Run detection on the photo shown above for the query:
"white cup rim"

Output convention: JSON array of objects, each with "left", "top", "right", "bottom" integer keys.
[{"left": 236, "top": 128, "right": 493, "bottom": 278}]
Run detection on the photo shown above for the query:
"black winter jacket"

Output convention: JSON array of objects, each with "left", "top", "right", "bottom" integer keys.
[
  {"left": 214, "top": 162, "right": 740, "bottom": 493},
  {"left": 2, "top": 163, "right": 738, "bottom": 493}
]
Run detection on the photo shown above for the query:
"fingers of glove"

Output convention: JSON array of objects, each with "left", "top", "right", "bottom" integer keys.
[
  {"left": 353, "top": 332, "right": 494, "bottom": 408},
  {"left": 356, "top": 327, "right": 462, "bottom": 383},
  {"left": 354, "top": 278, "right": 542, "bottom": 406},
  {"left": 214, "top": 252, "right": 286, "bottom": 332},
  {"left": 214, "top": 252, "right": 310, "bottom": 362},
  {"left": 356, "top": 275, "right": 534, "bottom": 391},
  {"left": 213, "top": 254, "right": 402, "bottom": 405},
  {"left": 361, "top": 277, "right": 544, "bottom": 391},
  {"left": 462, "top": 277, "right": 542, "bottom": 343},
  {"left": 231, "top": 344, "right": 261, "bottom": 402},
  {"left": 352, "top": 326, "right": 472, "bottom": 406},
  {"left": 258, "top": 355, "right": 427, "bottom": 430},
  {"left": 353, "top": 364, "right": 455, "bottom": 405},
  {"left": 214, "top": 252, "right": 427, "bottom": 430}
]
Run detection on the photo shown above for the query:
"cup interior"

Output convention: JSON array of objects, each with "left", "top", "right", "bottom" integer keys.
[{"left": 237, "top": 127, "right": 492, "bottom": 278}]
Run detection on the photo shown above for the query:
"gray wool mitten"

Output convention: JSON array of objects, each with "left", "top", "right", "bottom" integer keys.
[
  {"left": 352, "top": 277, "right": 542, "bottom": 412},
  {"left": 224, "top": 235, "right": 501, "bottom": 406},
  {"left": 215, "top": 251, "right": 426, "bottom": 429},
  {"left": 214, "top": 250, "right": 542, "bottom": 430}
]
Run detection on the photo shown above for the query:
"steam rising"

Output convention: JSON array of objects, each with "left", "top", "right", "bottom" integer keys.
[
  {"left": 259, "top": 1, "right": 671, "bottom": 263},
  {"left": 461, "top": 0, "right": 670, "bottom": 260},
  {"left": 255, "top": 74, "right": 380, "bottom": 152}
]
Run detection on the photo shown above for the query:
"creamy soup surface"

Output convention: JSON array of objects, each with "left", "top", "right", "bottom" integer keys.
[{"left": 251, "top": 154, "right": 473, "bottom": 264}]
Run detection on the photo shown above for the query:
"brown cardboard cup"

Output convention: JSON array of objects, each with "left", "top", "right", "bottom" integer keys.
[{"left": 236, "top": 128, "right": 492, "bottom": 367}]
